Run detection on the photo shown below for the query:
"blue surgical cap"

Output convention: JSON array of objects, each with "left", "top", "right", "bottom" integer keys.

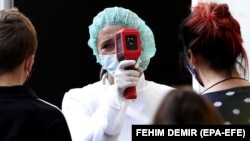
[{"left": 88, "top": 6, "right": 156, "bottom": 70}]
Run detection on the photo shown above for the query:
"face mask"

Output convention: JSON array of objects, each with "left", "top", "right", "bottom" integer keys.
[
  {"left": 99, "top": 54, "right": 119, "bottom": 76},
  {"left": 185, "top": 61, "right": 204, "bottom": 87}
]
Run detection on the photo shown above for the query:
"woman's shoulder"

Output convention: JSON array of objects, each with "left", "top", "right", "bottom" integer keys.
[{"left": 202, "top": 86, "right": 250, "bottom": 101}]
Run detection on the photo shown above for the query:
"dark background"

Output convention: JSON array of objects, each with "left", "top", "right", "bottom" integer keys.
[{"left": 14, "top": 0, "right": 192, "bottom": 108}]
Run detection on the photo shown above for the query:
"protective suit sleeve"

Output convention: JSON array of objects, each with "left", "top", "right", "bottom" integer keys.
[{"left": 61, "top": 86, "right": 130, "bottom": 141}]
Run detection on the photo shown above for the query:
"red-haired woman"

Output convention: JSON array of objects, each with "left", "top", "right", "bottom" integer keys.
[{"left": 179, "top": 2, "right": 250, "bottom": 124}]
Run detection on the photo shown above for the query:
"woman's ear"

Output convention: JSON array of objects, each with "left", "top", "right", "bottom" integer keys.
[
  {"left": 187, "top": 49, "right": 191, "bottom": 59},
  {"left": 188, "top": 49, "right": 195, "bottom": 68}
]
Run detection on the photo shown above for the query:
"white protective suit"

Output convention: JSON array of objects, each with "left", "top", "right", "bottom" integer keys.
[{"left": 62, "top": 73, "right": 174, "bottom": 141}]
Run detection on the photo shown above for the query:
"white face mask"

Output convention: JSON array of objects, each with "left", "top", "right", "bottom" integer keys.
[{"left": 99, "top": 54, "right": 119, "bottom": 76}]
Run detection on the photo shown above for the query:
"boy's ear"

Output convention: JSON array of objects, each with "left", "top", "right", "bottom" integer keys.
[{"left": 25, "top": 54, "right": 35, "bottom": 73}]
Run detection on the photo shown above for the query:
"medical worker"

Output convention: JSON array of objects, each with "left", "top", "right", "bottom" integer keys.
[{"left": 62, "top": 6, "right": 174, "bottom": 141}]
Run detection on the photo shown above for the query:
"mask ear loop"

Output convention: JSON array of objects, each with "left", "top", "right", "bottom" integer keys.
[
  {"left": 185, "top": 58, "right": 196, "bottom": 76},
  {"left": 184, "top": 49, "right": 204, "bottom": 87},
  {"left": 183, "top": 49, "right": 194, "bottom": 74},
  {"left": 186, "top": 50, "right": 196, "bottom": 74}
]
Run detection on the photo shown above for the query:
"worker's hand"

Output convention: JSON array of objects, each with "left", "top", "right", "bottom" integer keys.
[{"left": 114, "top": 60, "right": 141, "bottom": 98}]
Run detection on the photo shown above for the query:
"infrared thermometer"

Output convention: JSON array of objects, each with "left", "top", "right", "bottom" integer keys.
[{"left": 115, "top": 28, "right": 142, "bottom": 99}]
